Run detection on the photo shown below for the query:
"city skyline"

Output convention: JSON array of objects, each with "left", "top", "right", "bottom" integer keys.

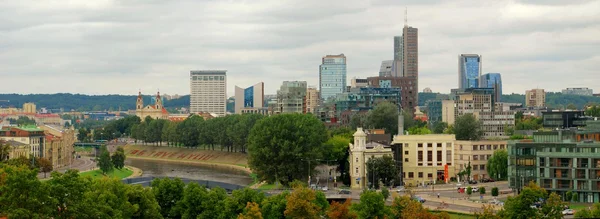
[{"left": 0, "top": 1, "right": 598, "bottom": 96}]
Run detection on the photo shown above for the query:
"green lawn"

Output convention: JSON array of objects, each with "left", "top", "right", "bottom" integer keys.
[
  {"left": 430, "top": 210, "right": 475, "bottom": 219},
  {"left": 79, "top": 168, "right": 133, "bottom": 179},
  {"left": 569, "top": 203, "right": 591, "bottom": 211},
  {"left": 258, "top": 183, "right": 282, "bottom": 190},
  {"left": 74, "top": 146, "right": 92, "bottom": 152}
]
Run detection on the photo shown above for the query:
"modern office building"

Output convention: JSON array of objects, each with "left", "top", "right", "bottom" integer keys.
[
  {"left": 276, "top": 81, "right": 307, "bottom": 114},
  {"left": 542, "top": 110, "right": 590, "bottom": 129},
  {"left": 525, "top": 89, "right": 546, "bottom": 108},
  {"left": 335, "top": 87, "right": 402, "bottom": 113},
  {"left": 190, "top": 70, "right": 227, "bottom": 117},
  {"left": 455, "top": 140, "right": 508, "bottom": 181},
  {"left": 480, "top": 73, "right": 502, "bottom": 102},
  {"left": 393, "top": 21, "right": 419, "bottom": 104},
  {"left": 454, "top": 88, "right": 495, "bottom": 118},
  {"left": 351, "top": 78, "right": 368, "bottom": 88},
  {"left": 426, "top": 100, "right": 443, "bottom": 127},
  {"left": 458, "top": 54, "right": 482, "bottom": 90},
  {"left": 366, "top": 76, "right": 416, "bottom": 113},
  {"left": 508, "top": 122, "right": 600, "bottom": 202},
  {"left": 234, "top": 82, "right": 264, "bottom": 114},
  {"left": 474, "top": 111, "right": 515, "bottom": 139},
  {"left": 306, "top": 87, "right": 319, "bottom": 114},
  {"left": 392, "top": 134, "right": 456, "bottom": 186},
  {"left": 562, "top": 88, "right": 593, "bottom": 96},
  {"left": 319, "top": 54, "right": 347, "bottom": 100},
  {"left": 442, "top": 100, "right": 456, "bottom": 125},
  {"left": 379, "top": 60, "right": 394, "bottom": 77}
]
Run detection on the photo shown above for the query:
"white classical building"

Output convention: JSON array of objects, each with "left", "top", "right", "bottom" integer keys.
[{"left": 349, "top": 128, "right": 393, "bottom": 190}]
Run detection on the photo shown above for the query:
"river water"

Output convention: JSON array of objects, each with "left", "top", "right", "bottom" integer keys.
[{"left": 125, "top": 158, "right": 253, "bottom": 186}]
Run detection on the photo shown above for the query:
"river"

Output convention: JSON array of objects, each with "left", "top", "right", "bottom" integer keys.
[{"left": 125, "top": 158, "right": 253, "bottom": 186}]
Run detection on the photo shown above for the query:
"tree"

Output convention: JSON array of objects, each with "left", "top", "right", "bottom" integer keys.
[
  {"left": 327, "top": 199, "right": 357, "bottom": 219},
  {"left": 498, "top": 181, "right": 548, "bottom": 219},
  {"left": 261, "top": 192, "right": 288, "bottom": 219},
  {"left": 0, "top": 165, "right": 55, "bottom": 217},
  {"left": 466, "top": 186, "right": 473, "bottom": 196},
  {"left": 565, "top": 191, "right": 573, "bottom": 202},
  {"left": 127, "top": 185, "right": 163, "bottom": 219},
  {"left": 349, "top": 113, "right": 368, "bottom": 130},
  {"left": 37, "top": 157, "right": 53, "bottom": 178},
  {"left": 197, "top": 187, "right": 228, "bottom": 218},
  {"left": 586, "top": 105, "right": 600, "bottom": 117},
  {"left": 0, "top": 142, "right": 11, "bottom": 161},
  {"left": 491, "top": 187, "right": 499, "bottom": 197},
  {"left": 486, "top": 150, "right": 508, "bottom": 180},
  {"left": 366, "top": 155, "right": 400, "bottom": 189},
  {"left": 454, "top": 114, "right": 483, "bottom": 140},
  {"left": 96, "top": 145, "right": 113, "bottom": 174},
  {"left": 151, "top": 177, "right": 185, "bottom": 218},
  {"left": 444, "top": 124, "right": 454, "bottom": 134},
  {"left": 78, "top": 177, "right": 135, "bottom": 218},
  {"left": 46, "top": 170, "right": 91, "bottom": 218},
  {"left": 479, "top": 187, "right": 486, "bottom": 195},
  {"left": 284, "top": 186, "right": 321, "bottom": 219},
  {"left": 353, "top": 190, "right": 387, "bottom": 219},
  {"left": 474, "top": 204, "right": 500, "bottom": 219},
  {"left": 366, "top": 101, "right": 399, "bottom": 135},
  {"left": 575, "top": 203, "right": 600, "bottom": 218},
  {"left": 323, "top": 135, "right": 350, "bottom": 162},
  {"left": 381, "top": 187, "right": 390, "bottom": 200},
  {"left": 391, "top": 196, "right": 411, "bottom": 217},
  {"left": 408, "top": 126, "right": 432, "bottom": 135},
  {"left": 567, "top": 103, "right": 577, "bottom": 110},
  {"left": 238, "top": 202, "right": 263, "bottom": 219},
  {"left": 432, "top": 122, "right": 448, "bottom": 134},
  {"left": 224, "top": 187, "right": 266, "bottom": 218},
  {"left": 541, "top": 192, "right": 565, "bottom": 219},
  {"left": 247, "top": 114, "right": 328, "bottom": 185},
  {"left": 77, "top": 128, "right": 90, "bottom": 142},
  {"left": 112, "top": 146, "right": 126, "bottom": 169},
  {"left": 179, "top": 182, "right": 209, "bottom": 219},
  {"left": 180, "top": 115, "right": 203, "bottom": 147},
  {"left": 572, "top": 192, "right": 579, "bottom": 202}
]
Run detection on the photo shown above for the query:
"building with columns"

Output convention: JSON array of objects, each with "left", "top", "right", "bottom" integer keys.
[
  {"left": 392, "top": 134, "right": 456, "bottom": 187},
  {"left": 349, "top": 127, "right": 393, "bottom": 189},
  {"left": 135, "top": 91, "right": 169, "bottom": 120}
]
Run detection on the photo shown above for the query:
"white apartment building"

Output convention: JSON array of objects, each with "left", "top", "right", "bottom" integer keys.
[{"left": 190, "top": 70, "right": 227, "bottom": 117}]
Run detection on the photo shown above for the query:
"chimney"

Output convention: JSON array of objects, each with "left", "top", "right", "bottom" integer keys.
[{"left": 398, "top": 111, "right": 404, "bottom": 136}]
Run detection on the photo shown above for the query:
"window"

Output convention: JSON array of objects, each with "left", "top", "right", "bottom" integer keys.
[
  {"left": 473, "top": 145, "right": 477, "bottom": 150},
  {"left": 481, "top": 165, "right": 485, "bottom": 170},
  {"left": 418, "top": 151, "right": 423, "bottom": 161},
  {"left": 405, "top": 151, "right": 409, "bottom": 155},
  {"left": 500, "top": 145, "right": 505, "bottom": 149},
  {"left": 447, "top": 143, "right": 452, "bottom": 148},
  {"left": 487, "top": 145, "right": 492, "bottom": 150},
  {"left": 408, "top": 172, "right": 414, "bottom": 178},
  {"left": 356, "top": 168, "right": 359, "bottom": 174},
  {"left": 473, "top": 155, "right": 478, "bottom": 160},
  {"left": 356, "top": 158, "right": 358, "bottom": 162},
  {"left": 418, "top": 172, "right": 423, "bottom": 178},
  {"left": 437, "top": 151, "right": 442, "bottom": 161},
  {"left": 447, "top": 150, "right": 452, "bottom": 165},
  {"left": 418, "top": 143, "right": 423, "bottom": 148},
  {"left": 405, "top": 158, "right": 409, "bottom": 162},
  {"left": 493, "top": 145, "right": 498, "bottom": 150},
  {"left": 403, "top": 172, "right": 406, "bottom": 178},
  {"left": 474, "top": 165, "right": 479, "bottom": 170},
  {"left": 427, "top": 151, "right": 433, "bottom": 162},
  {"left": 480, "top": 145, "right": 485, "bottom": 150},
  {"left": 437, "top": 143, "right": 442, "bottom": 148},
  {"left": 428, "top": 173, "right": 433, "bottom": 178},
  {"left": 405, "top": 143, "right": 409, "bottom": 147},
  {"left": 428, "top": 143, "right": 433, "bottom": 148}
]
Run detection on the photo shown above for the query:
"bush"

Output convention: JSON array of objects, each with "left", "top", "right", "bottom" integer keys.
[
  {"left": 491, "top": 187, "right": 499, "bottom": 197},
  {"left": 572, "top": 192, "right": 578, "bottom": 202},
  {"left": 381, "top": 187, "right": 390, "bottom": 200},
  {"left": 566, "top": 191, "right": 573, "bottom": 202},
  {"left": 480, "top": 187, "right": 486, "bottom": 195},
  {"left": 466, "top": 186, "right": 472, "bottom": 195}
]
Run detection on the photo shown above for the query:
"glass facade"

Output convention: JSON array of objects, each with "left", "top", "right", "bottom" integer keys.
[
  {"left": 459, "top": 55, "right": 481, "bottom": 89},
  {"left": 480, "top": 73, "right": 502, "bottom": 102},
  {"left": 334, "top": 87, "right": 401, "bottom": 116},
  {"left": 244, "top": 86, "right": 254, "bottom": 108},
  {"left": 426, "top": 100, "right": 442, "bottom": 126},
  {"left": 320, "top": 54, "right": 347, "bottom": 100}
]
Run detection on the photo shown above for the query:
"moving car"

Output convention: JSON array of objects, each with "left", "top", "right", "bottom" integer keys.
[
  {"left": 338, "top": 189, "right": 351, "bottom": 194},
  {"left": 321, "top": 186, "right": 329, "bottom": 191},
  {"left": 396, "top": 186, "right": 405, "bottom": 192},
  {"left": 562, "top": 209, "right": 574, "bottom": 215},
  {"left": 412, "top": 196, "right": 426, "bottom": 203}
]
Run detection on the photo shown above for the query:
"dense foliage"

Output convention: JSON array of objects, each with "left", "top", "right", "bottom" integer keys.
[
  {"left": 365, "top": 155, "right": 400, "bottom": 189},
  {"left": 498, "top": 181, "right": 565, "bottom": 219},
  {"left": 454, "top": 114, "right": 483, "bottom": 140},
  {"left": 486, "top": 150, "right": 508, "bottom": 180}
]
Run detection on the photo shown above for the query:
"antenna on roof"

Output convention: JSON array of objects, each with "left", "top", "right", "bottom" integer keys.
[{"left": 404, "top": 7, "right": 408, "bottom": 27}]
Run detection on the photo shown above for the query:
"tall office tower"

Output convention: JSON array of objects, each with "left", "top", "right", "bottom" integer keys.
[
  {"left": 393, "top": 13, "right": 419, "bottom": 105},
  {"left": 319, "top": 54, "right": 347, "bottom": 100},
  {"left": 277, "top": 81, "right": 308, "bottom": 114},
  {"left": 526, "top": 89, "right": 546, "bottom": 108},
  {"left": 379, "top": 60, "right": 393, "bottom": 77},
  {"left": 234, "top": 82, "right": 264, "bottom": 114},
  {"left": 306, "top": 87, "right": 319, "bottom": 114},
  {"left": 480, "top": 73, "right": 502, "bottom": 102},
  {"left": 458, "top": 54, "right": 482, "bottom": 89},
  {"left": 190, "top": 70, "right": 227, "bottom": 117}
]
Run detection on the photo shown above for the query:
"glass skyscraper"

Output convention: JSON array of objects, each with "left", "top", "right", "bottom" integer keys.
[
  {"left": 480, "top": 73, "right": 502, "bottom": 102},
  {"left": 458, "top": 54, "right": 482, "bottom": 89},
  {"left": 319, "top": 54, "right": 347, "bottom": 100}
]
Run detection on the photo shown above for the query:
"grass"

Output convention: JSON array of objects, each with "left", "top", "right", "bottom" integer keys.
[
  {"left": 430, "top": 210, "right": 475, "bottom": 219},
  {"left": 569, "top": 203, "right": 591, "bottom": 211},
  {"left": 74, "top": 146, "right": 92, "bottom": 152},
  {"left": 258, "top": 183, "right": 281, "bottom": 190},
  {"left": 79, "top": 167, "right": 133, "bottom": 179}
]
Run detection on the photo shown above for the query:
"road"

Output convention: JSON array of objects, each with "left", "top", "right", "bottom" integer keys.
[{"left": 37, "top": 156, "right": 96, "bottom": 179}]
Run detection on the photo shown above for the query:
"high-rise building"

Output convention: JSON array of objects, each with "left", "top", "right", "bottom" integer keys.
[
  {"left": 525, "top": 89, "right": 546, "bottom": 108},
  {"left": 277, "top": 81, "right": 307, "bottom": 114},
  {"left": 392, "top": 19, "right": 418, "bottom": 107},
  {"left": 190, "top": 70, "right": 227, "bottom": 117},
  {"left": 366, "top": 76, "right": 416, "bottom": 112},
  {"left": 234, "top": 82, "right": 264, "bottom": 114},
  {"left": 562, "top": 87, "right": 593, "bottom": 96},
  {"left": 458, "top": 54, "right": 482, "bottom": 89},
  {"left": 379, "top": 60, "right": 394, "bottom": 77},
  {"left": 22, "top": 102, "right": 36, "bottom": 114},
  {"left": 319, "top": 54, "right": 347, "bottom": 100},
  {"left": 480, "top": 73, "right": 502, "bottom": 102},
  {"left": 454, "top": 88, "right": 514, "bottom": 139},
  {"left": 306, "top": 87, "right": 319, "bottom": 114}
]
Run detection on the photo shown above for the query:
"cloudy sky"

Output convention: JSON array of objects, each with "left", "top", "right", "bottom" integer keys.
[{"left": 1, "top": 0, "right": 598, "bottom": 96}]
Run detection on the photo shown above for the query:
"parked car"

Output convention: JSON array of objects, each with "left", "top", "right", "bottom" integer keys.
[
  {"left": 412, "top": 196, "right": 426, "bottom": 203},
  {"left": 321, "top": 186, "right": 329, "bottom": 191},
  {"left": 395, "top": 186, "right": 405, "bottom": 193},
  {"left": 562, "top": 209, "right": 574, "bottom": 215},
  {"left": 471, "top": 187, "right": 479, "bottom": 192},
  {"left": 468, "top": 180, "right": 478, "bottom": 184},
  {"left": 338, "top": 189, "right": 351, "bottom": 194}
]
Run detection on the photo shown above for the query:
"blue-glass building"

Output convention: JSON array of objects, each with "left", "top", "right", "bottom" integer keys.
[
  {"left": 320, "top": 54, "right": 347, "bottom": 100},
  {"left": 458, "top": 54, "right": 482, "bottom": 89},
  {"left": 234, "top": 82, "right": 264, "bottom": 114},
  {"left": 480, "top": 73, "right": 502, "bottom": 102}
]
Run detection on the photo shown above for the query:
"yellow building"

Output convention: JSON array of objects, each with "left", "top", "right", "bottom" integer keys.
[
  {"left": 136, "top": 91, "right": 169, "bottom": 120},
  {"left": 392, "top": 134, "right": 456, "bottom": 187},
  {"left": 349, "top": 128, "right": 393, "bottom": 189},
  {"left": 1, "top": 140, "right": 29, "bottom": 160},
  {"left": 23, "top": 102, "right": 36, "bottom": 113},
  {"left": 41, "top": 125, "right": 75, "bottom": 168},
  {"left": 454, "top": 140, "right": 507, "bottom": 181}
]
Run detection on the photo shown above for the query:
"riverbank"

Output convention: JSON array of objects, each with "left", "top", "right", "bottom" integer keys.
[{"left": 123, "top": 145, "right": 251, "bottom": 174}]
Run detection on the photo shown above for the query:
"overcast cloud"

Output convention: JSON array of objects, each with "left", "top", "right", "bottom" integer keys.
[{"left": 1, "top": 0, "right": 598, "bottom": 96}]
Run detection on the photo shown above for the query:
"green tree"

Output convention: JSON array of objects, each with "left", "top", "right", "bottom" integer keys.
[
  {"left": 323, "top": 135, "right": 351, "bottom": 162},
  {"left": 353, "top": 190, "right": 387, "bottom": 219},
  {"left": 47, "top": 170, "right": 91, "bottom": 218},
  {"left": 454, "top": 114, "right": 483, "bottom": 140},
  {"left": 366, "top": 155, "right": 400, "bottom": 189},
  {"left": 79, "top": 177, "right": 135, "bottom": 218},
  {"left": 284, "top": 186, "right": 322, "bottom": 219},
  {"left": 127, "top": 184, "right": 163, "bottom": 219},
  {"left": 585, "top": 105, "right": 600, "bottom": 117},
  {"left": 111, "top": 146, "right": 126, "bottom": 169},
  {"left": 480, "top": 187, "right": 486, "bottom": 195},
  {"left": 467, "top": 186, "right": 473, "bottom": 196},
  {"left": 366, "top": 101, "right": 399, "bottom": 135},
  {"left": 474, "top": 204, "right": 501, "bottom": 219},
  {"left": 179, "top": 115, "right": 203, "bottom": 147},
  {"left": 179, "top": 182, "right": 209, "bottom": 219},
  {"left": 541, "top": 192, "right": 565, "bottom": 219},
  {"left": 77, "top": 128, "right": 90, "bottom": 142},
  {"left": 575, "top": 203, "right": 600, "bottom": 218},
  {"left": 572, "top": 192, "right": 579, "bottom": 202},
  {"left": 261, "top": 191, "right": 289, "bottom": 219},
  {"left": 390, "top": 195, "right": 411, "bottom": 217},
  {"left": 0, "top": 165, "right": 55, "bottom": 217},
  {"left": 567, "top": 103, "right": 577, "bottom": 110},
  {"left": 96, "top": 145, "right": 113, "bottom": 174},
  {"left": 491, "top": 187, "right": 499, "bottom": 197},
  {"left": 486, "top": 149, "right": 508, "bottom": 180},
  {"left": 223, "top": 187, "right": 266, "bottom": 218},
  {"left": 565, "top": 191, "right": 573, "bottom": 202},
  {"left": 151, "top": 177, "right": 185, "bottom": 218},
  {"left": 238, "top": 202, "right": 263, "bottom": 219},
  {"left": 0, "top": 142, "right": 10, "bottom": 161},
  {"left": 498, "top": 181, "right": 548, "bottom": 219},
  {"left": 381, "top": 187, "right": 390, "bottom": 200},
  {"left": 432, "top": 122, "right": 448, "bottom": 134},
  {"left": 247, "top": 114, "right": 328, "bottom": 185},
  {"left": 349, "top": 113, "right": 368, "bottom": 130},
  {"left": 198, "top": 187, "right": 228, "bottom": 218},
  {"left": 407, "top": 126, "right": 432, "bottom": 135},
  {"left": 37, "top": 157, "right": 53, "bottom": 178}
]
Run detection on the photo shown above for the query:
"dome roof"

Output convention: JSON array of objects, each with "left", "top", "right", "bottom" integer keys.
[{"left": 353, "top": 127, "right": 367, "bottom": 137}]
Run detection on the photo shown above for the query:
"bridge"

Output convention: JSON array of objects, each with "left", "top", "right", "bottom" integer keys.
[
  {"left": 73, "top": 142, "right": 105, "bottom": 148},
  {"left": 122, "top": 176, "right": 353, "bottom": 202}
]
